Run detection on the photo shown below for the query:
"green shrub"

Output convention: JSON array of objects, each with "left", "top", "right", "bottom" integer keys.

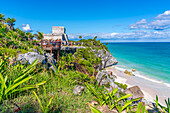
[{"left": 114, "top": 82, "right": 128, "bottom": 90}]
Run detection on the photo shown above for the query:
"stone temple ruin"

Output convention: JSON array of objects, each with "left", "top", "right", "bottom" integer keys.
[{"left": 43, "top": 26, "right": 69, "bottom": 44}]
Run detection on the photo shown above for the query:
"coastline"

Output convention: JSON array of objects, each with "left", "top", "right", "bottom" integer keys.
[{"left": 106, "top": 66, "right": 170, "bottom": 106}]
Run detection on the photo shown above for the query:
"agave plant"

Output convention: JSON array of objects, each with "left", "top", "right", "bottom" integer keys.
[
  {"left": 154, "top": 95, "right": 170, "bottom": 113},
  {"left": 32, "top": 91, "right": 54, "bottom": 113},
  {"left": 0, "top": 58, "right": 47, "bottom": 102},
  {"left": 135, "top": 102, "right": 148, "bottom": 113},
  {"left": 85, "top": 83, "right": 139, "bottom": 112}
]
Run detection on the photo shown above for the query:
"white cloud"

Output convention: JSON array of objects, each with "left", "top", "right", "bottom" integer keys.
[
  {"left": 149, "top": 20, "right": 170, "bottom": 30},
  {"left": 69, "top": 10, "right": 170, "bottom": 42},
  {"left": 68, "top": 30, "right": 170, "bottom": 41},
  {"left": 156, "top": 10, "right": 170, "bottom": 20},
  {"left": 129, "top": 10, "right": 170, "bottom": 30},
  {"left": 129, "top": 19, "right": 148, "bottom": 29},
  {"left": 22, "top": 24, "right": 32, "bottom": 32}
]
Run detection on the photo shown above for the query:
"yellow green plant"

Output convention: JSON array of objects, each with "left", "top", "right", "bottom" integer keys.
[
  {"left": 135, "top": 102, "right": 148, "bottom": 113},
  {"left": 88, "top": 103, "right": 102, "bottom": 113},
  {"left": 85, "top": 83, "right": 139, "bottom": 112},
  {"left": 154, "top": 95, "right": 170, "bottom": 113},
  {"left": 32, "top": 91, "right": 54, "bottom": 113},
  {"left": 0, "top": 59, "right": 47, "bottom": 102}
]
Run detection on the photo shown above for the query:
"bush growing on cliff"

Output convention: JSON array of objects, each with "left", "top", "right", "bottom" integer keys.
[
  {"left": 114, "top": 82, "right": 128, "bottom": 90},
  {"left": 78, "top": 36, "right": 109, "bottom": 52},
  {"left": 74, "top": 47, "right": 101, "bottom": 75}
]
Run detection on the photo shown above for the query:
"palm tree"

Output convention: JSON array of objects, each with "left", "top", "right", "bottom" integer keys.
[
  {"left": 79, "top": 36, "right": 82, "bottom": 39},
  {"left": 36, "top": 32, "right": 43, "bottom": 40},
  {"left": 5, "top": 18, "right": 16, "bottom": 30}
]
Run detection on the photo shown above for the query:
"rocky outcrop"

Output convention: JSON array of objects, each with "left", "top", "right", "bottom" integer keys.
[
  {"left": 124, "top": 86, "right": 144, "bottom": 99},
  {"left": 17, "top": 52, "right": 45, "bottom": 64},
  {"left": 44, "top": 53, "right": 57, "bottom": 70},
  {"left": 132, "top": 69, "right": 136, "bottom": 72},
  {"left": 96, "top": 70, "right": 119, "bottom": 92},
  {"left": 124, "top": 70, "right": 134, "bottom": 76},
  {"left": 17, "top": 52, "right": 57, "bottom": 70},
  {"left": 95, "top": 49, "right": 118, "bottom": 69},
  {"left": 73, "top": 85, "right": 85, "bottom": 95}
]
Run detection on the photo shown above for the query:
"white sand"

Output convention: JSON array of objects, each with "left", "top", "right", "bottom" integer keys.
[{"left": 106, "top": 66, "right": 170, "bottom": 106}]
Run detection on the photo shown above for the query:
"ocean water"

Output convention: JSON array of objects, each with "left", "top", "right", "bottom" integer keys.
[{"left": 106, "top": 42, "right": 170, "bottom": 85}]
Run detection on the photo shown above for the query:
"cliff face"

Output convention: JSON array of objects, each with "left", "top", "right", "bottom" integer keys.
[
  {"left": 61, "top": 46, "right": 118, "bottom": 69},
  {"left": 97, "top": 49, "right": 118, "bottom": 69},
  {"left": 92, "top": 49, "right": 118, "bottom": 70}
]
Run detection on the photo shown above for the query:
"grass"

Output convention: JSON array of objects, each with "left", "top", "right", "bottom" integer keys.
[
  {"left": 0, "top": 81, "right": 92, "bottom": 113},
  {"left": 0, "top": 59, "right": 93, "bottom": 112}
]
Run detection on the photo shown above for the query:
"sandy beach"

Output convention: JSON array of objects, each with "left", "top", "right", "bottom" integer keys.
[{"left": 106, "top": 66, "right": 170, "bottom": 106}]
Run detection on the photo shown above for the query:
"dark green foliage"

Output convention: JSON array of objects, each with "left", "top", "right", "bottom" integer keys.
[
  {"left": 114, "top": 82, "right": 128, "bottom": 90},
  {"left": 1, "top": 13, "right": 168, "bottom": 113},
  {"left": 74, "top": 47, "right": 102, "bottom": 75},
  {"left": 77, "top": 36, "right": 109, "bottom": 52}
]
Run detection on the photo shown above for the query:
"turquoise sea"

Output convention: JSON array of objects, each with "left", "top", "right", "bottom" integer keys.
[{"left": 106, "top": 42, "right": 170, "bottom": 85}]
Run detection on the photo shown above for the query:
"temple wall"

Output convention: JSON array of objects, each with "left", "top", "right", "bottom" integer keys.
[
  {"left": 43, "top": 35, "right": 63, "bottom": 40},
  {"left": 52, "top": 26, "right": 65, "bottom": 34},
  {"left": 43, "top": 26, "right": 69, "bottom": 44}
]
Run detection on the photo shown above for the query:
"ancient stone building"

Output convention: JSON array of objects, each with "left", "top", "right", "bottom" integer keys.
[{"left": 43, "top": 26, "right": 69, "bottom": 44}]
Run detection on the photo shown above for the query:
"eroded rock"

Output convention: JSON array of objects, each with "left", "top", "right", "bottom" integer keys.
[
  {"left": 17, "top": 52, "right": 45, "bottom": 64},
  {"left": 73, "top": 85, "right": 85, "bottom": 95},
  {"left": 17, "top": 52, "right": 57, "bottom": 71},
  {"left": 132, "top": 69, "right": 136, "bottom": 72},
  {"left": 124, "top": 70, "right": 134, "bottom": 76},
  {"left": 124, "top": 86, "right": 144, "bottom": 99},
  {"left": 95, "top": 49, "right": 118, "bottom": 69},
  {"left": 95, "top": 70, "right": 119, "bottom": 92}
]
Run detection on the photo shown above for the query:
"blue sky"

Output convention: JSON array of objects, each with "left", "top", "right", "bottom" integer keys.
[{"left": 1, "top": 0, "right": 170, "bottom": 42}]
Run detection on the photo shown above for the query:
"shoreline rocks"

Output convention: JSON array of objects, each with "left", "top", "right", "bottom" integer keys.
[
  {"left": 124, "top": 86, "right": 144, "bottom": 99},
  {"left": 132, "top": 69, "right": 136, "bottom": 72},
  {"left": 124, "top": 70, "right": 134, "bottom": 76}
]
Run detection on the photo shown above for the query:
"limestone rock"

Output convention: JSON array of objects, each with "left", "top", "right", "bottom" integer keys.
[
  {"left": 96, "top": 105, "right": 118, "bottom": 113},
  {"left": 17, "top": 52, "right": 45, "bottom": 64},
  {"left": 124, "top": 70, "right": 134, "bottom": 76},
  {"left": 17, "top": 54, "right": 27, "bottom": 64},
  {"left": 95, "top": 49, "right": 118, "bottom": 69},
  {"left": 73, "top": 85, "right": 85, "bottom": 95},
  {"left": 96, "top": 70, "right": 119, "bottom": 92},
  {"left": 132, "top": 69, "right": 136, "bottom": 72},
  {"left": 17, "top": 52, "right": 57, "bottom": 71},
  {"left": 89, "top": 100, "right": 98, "bottom": 106},
  {"left": 124, "top": 86, "right": 144, "bottom": 99}
]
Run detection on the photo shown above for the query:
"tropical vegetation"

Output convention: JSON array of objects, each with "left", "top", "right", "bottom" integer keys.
[{"left": 0, "top": 13, "right": 169, "bottom": 113}]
